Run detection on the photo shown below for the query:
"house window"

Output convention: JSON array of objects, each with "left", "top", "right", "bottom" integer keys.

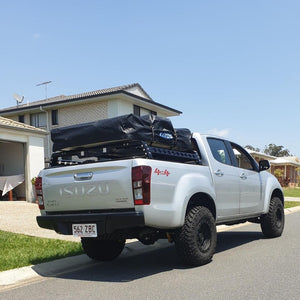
[
  {"left": 30, "top": 113, "right": 46, "bottom": 128},
  {"left": 51, "top": 109, "right": 58, "bottom": 125},
  {"left": 18, "top": 115, "right": 24, "bottom": 123},
  {"left": 133, "top": 105, "right": 157, "bottom": 117}
]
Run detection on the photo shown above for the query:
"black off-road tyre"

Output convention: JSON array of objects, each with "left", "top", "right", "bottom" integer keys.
[
  {"left": 260, "top": 197, "right": 284, "bottom": 238},
  {"left": 81, "top": 237, "right": 125, "bottom": 261},
  {"left": 175, "top": 206, "right": 217, "bottom": 266}
]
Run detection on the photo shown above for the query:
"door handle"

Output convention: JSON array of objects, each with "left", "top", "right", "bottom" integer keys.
[
  {"left": 214, "top": 169, "right": 224, "bottom": 177},
  {"left": 240, "top": 173, "right": 247, "bottom": 180},
  {"left": 74, "top": 172, "right": 93, "bottom": 181}
]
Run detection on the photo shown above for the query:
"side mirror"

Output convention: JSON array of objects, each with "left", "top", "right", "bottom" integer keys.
[{"left": 259, "top": 160, "right": 270, "bottom": 172}]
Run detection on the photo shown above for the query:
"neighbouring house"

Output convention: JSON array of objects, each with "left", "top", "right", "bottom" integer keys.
[
  {"left": 247, "top": 150, "right": 276, "bottom": 164},
  {"left": 0, "top": 116, "right": 47, "bottom": 202},
  {"left": 0, "top": 83, "right": 181, "bottom": 162},
  {"left": 248, "top": 150, "right": 300, "bottom": 187},
  {"left": 269, "top": 156, "right": 300, "bottom": 187}
]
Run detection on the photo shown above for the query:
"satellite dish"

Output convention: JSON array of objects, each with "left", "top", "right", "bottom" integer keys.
[{"left": 13, "top": 93, "right": 24, "bottom": 105}]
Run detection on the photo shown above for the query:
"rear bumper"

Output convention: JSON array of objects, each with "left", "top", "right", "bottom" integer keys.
[{"left": 36, "top": 211, "right": 145, "bottom": 236}]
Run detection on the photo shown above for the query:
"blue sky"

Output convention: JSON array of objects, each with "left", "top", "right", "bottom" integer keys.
[{"left": 1, "top": 0, "right": 299, "bottom": 157}]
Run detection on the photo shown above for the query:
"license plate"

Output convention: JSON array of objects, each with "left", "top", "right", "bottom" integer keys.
[{"left": 72, "top": 224, "right": 97, "bottom": 237}]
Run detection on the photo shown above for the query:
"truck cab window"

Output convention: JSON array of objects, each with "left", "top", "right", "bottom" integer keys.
[
  {"left": 207, "top": 138, "right": 231, "bottom": 165},
  {"left": 231, "top": 143, "right": 257, "bottom": 171}
]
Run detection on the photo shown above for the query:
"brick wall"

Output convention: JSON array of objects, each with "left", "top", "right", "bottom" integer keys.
[{"left": 56, "top": 101, "right": 108, "bottom": 128}]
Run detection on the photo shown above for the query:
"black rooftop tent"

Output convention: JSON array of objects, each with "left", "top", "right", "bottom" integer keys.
[{"left": 51, "top": 114, "right": 193, "bottom": 153}]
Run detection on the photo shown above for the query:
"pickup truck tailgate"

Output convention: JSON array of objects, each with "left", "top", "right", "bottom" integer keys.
[{"left": 41, "top": 160, "right": 133, "bottom": 211}]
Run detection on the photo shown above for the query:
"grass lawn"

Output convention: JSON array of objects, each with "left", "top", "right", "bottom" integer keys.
[
  {"left": 284, "top": 201, "right": 300, "bottom": 209},
  {"left": 283, "top": 188, "right": 300, "bottom": 198},
  {"left": 0, "top": 230, "right": 83, "bottom": 272}
]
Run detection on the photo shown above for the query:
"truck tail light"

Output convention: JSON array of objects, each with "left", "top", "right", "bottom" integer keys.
[
  {"left": 132, "top": 166, "right": 151, "bottom": 205},
  {"left": 35, "top": 177, "right": 44, "bottom": 210}
]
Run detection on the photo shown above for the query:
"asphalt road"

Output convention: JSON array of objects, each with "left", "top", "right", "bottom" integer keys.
[{"left": 1, "top": 211, "right": 300, "bottom": 300}]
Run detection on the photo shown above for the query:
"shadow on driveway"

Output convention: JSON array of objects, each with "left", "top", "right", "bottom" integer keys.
[{"left": 33, "top": 229, "right": 264, "bottom": 283}]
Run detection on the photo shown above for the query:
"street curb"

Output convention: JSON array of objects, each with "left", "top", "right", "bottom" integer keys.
[
  {"left": 0, "top": 255, "right": 91, "bottom": 287},
  {"left": 285, "top": 205, "right": 300, "bottom": 214},
  {"left": 1, "top": 206, "right": 300, "bottom": 288},
  {"left": 0, "top": 239, "right": 171, "bottom": 288}
]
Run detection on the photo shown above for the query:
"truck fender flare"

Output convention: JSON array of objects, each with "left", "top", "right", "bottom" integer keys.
[
  {"left": 173, "top": 173, "right": 216, "bottom": 227},
  {"left": 262, "top": 177, "right": 284, "bottom": 213}
]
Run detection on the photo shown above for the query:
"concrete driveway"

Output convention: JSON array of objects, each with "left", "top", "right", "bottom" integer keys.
[{"left": 0, "top": 201, "right": 79, "bottom": 242}]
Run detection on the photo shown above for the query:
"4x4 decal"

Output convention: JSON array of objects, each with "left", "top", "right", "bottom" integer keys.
[{"left": 154, "top": 168, "right": 170, "bottom": 176}]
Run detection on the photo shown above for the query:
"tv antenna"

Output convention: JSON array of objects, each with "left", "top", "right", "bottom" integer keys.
[
  {"left": 13, "top": 93, "right": 24, "bottom": 106},
  {"left": 36, "top": 81, "right": 52, "bottom": 99}
]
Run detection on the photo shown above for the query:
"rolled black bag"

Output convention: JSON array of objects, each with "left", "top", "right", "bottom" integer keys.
[
  {"left": 51, "top": 114, "right": 192, "bottom": 152},
  {"left": 174, "top": 128, "right": 193, "bottom": 152}
]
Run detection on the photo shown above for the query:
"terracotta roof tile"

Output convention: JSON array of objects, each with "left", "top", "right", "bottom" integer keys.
[
  {"left": 0, "top": 116, "right": 47, "bottom": 134},
  {"left": 0, "top": 83, "right": 181, "bottom": 116},
  {"left": 1, "top": 83, "right": 153, "bottom": 112}
]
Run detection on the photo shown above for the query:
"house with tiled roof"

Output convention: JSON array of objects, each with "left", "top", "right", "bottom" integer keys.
[
  {"left": 247, "top": 150, "right": 276, "bottom": 164},
  {"left": 248, "top": 150, "right": 300, "bottom": 187},
  {"left": 0, "top": 83, "right": 181, "bottom": 161},
  {"left": 0, "top": 116, "right": 46, "bottom": 202},
  {"left": 270, "top": 156, "right": 300, "bottom": 187}
]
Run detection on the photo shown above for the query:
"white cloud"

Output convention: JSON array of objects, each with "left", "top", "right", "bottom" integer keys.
[
  {"left": 207, "top": 128, "right": 230, "bottom": 137},
  {"left": 33, "top": 33, "right": 40, "bottom": 39}
]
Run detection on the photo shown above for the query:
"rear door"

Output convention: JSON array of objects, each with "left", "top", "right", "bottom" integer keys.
[{"left": 207, "top": 138, "right": 240, "bottom": 218}]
